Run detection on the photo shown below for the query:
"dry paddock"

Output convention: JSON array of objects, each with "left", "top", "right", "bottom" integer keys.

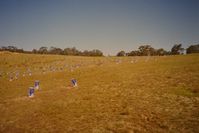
[{"left": 0, "top": 53, "right": 199, "bottom": 133}]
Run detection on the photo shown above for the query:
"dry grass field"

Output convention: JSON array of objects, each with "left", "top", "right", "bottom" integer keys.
[{"left": 0, "top": 52, "right": 199, "bottom": 133}]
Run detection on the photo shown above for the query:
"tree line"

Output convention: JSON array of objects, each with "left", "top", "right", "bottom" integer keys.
[
  {"left": 116, "top": 44, "right": 199, "bottom": 56},
  {"left": 0, "top": 46, "right": 103, "bottom": 56},
  {"left": 0, "top": 43, "right": 199, "bottom": 56},
  {"left": 0, "top": 46, "right": 24, "bottom": 53}
]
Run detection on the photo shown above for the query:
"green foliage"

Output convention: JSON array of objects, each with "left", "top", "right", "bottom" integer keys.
[
  {"left": 156, "top": 48, "right": 168, "bottom": 56},
  {"left": 0, "top": 46, "right": 103, "bottom": 56},
  {"left": 49, "top": 47, "right": 63, "bottom": 55},
  {"left": 138, "top": 45, "right": 155, "bottom": 56},
  {"left": 116, "top": 51, "right": 126, "bottom": 56},
  {"left": 0, "top": 46, "right": 24, "bottom": 53},
  {"left": 38, "top": 46, "right": 48, "bottom": 54},
  {"left": 127, "top": 50, "right": 140, "bottom": 56},
  {"left": 187, "top": 44, "right": 199, "bottom": 54},
  {"left": 171, "top": 44, "right": 184, "bottom": 55},
  {"left": 127, "top": 45, "right": 170, "bottom": 56}
]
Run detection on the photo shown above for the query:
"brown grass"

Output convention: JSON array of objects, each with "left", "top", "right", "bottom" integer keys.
[{"left": 0, "top": 52, "right": 199, "bottom": 133}]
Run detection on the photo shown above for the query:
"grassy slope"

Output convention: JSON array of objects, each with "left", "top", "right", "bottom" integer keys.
[{"left": 0, "top": 52, "right": 199, "bottom": 133}]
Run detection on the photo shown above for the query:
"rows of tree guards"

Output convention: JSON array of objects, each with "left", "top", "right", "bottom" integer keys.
[
  {"left": 0, "top": 43, "right": 199, "bottom": 56},
  {"left": 116, "top": 44, "right": 199, "bottom": 56}
]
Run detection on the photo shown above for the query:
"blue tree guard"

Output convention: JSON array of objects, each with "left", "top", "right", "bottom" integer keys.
[
  {"left": 34, "top": 80, "right": 40, "bottom": 90},
  {"left": 29, "top": 87, "right": 34, "bottom": 97},
  {"left": 71, "top": 79, "right": 77, "bottom": 87}
]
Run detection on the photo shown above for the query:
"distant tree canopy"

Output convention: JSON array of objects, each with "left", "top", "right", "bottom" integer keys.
[
  {"left": 124, "top": 45, "right": 170, "bottom": 56},
  {"left": 38, "top": 47, "right": 48, "bottom": 54},
  {"left": 186, "top": 44, "right": 199, "bottom": 54},
  {"left": 88, "top": 49, "right": 103, "bottom": 56},
  {"left": 127, "top": 50, "right": 140, "bottom": 56},
  {"left": 0, "top": 46, "right": 104, "bottom": 56},
  {"left": 156, "top": 48, "right": 168, "bottom": 56},
  {"left": 33, "top": 47, "right": 104, "bottom": 56},
  {"left": 171, "top": 44, "right": 184, "bottom": 55},
  {"left": 63, "top": 47, "right": 80, "bottom": 55},
  {"left": 0, "top": 46, "right": 24, "bottom": 53},
  {"left": 117, "top": 51, "right": 126, "bottom": 56},
  {"left": 138, "top": 45, "right": 156, "bottom": 56},
  {"left": 49, "top": 47, "right": 63, "bottom": 55},
  {"left": 1, "top": 43, "right": 199, "bottom": 56}
]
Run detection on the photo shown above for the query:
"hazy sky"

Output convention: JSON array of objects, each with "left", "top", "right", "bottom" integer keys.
[{"left": 0, "top": 0, "right": 198, "bottom": 55}]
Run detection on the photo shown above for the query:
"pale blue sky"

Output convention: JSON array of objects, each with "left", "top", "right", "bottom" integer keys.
[{"left": 0, "top": 0, "right": 198, "bottom": 55}]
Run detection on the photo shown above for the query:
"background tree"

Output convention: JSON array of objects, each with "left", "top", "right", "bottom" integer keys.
[
  {"left": 127, "top": 50, "right": 140, "bottom": 56},
  {"left": 90, "top": 49, "right": 103, "bottom": 56},
  {"left": 63, "top": 47, "right": 81, "bottom": 55},
  {"left": 82, "top": 50, "right": 89, "bottom": 56},
  {"left": 49, "top": 47, "right": 63, "bottom": 55},
  {"left": 0, "top": 46, "right": 24, "bottom": 53},
  {"left": 63, "top": 48, "right": 73, "bottom": 55},
  {"left": 38, "top": 47, "right": 48, "bottom": 54},
  {"left": 186, "top": 44, "right": 199, "bottom": 54},
  {"left": 138, "top": 45, "right": 155, "bottom": 56},
  {"left": 117, "top": 51, "right": 126, "bottom": 56},
  {"left": 171, "top": 44, "right": 182, "bottom": 55},
  {"left": 32, "top": 49, "right": 37, "bottom": 54},
  {"left": 7, "top": 46, "right": 18, "bottom": 52},
  {"left": 0, "top": 46, "right": 105, "bottom": 56},
  {"left": 156, "top": 48, "right": 167, "bottom": 56},
  {"left": 72, "top": 47, "right": 81, "bottom": 55}
]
